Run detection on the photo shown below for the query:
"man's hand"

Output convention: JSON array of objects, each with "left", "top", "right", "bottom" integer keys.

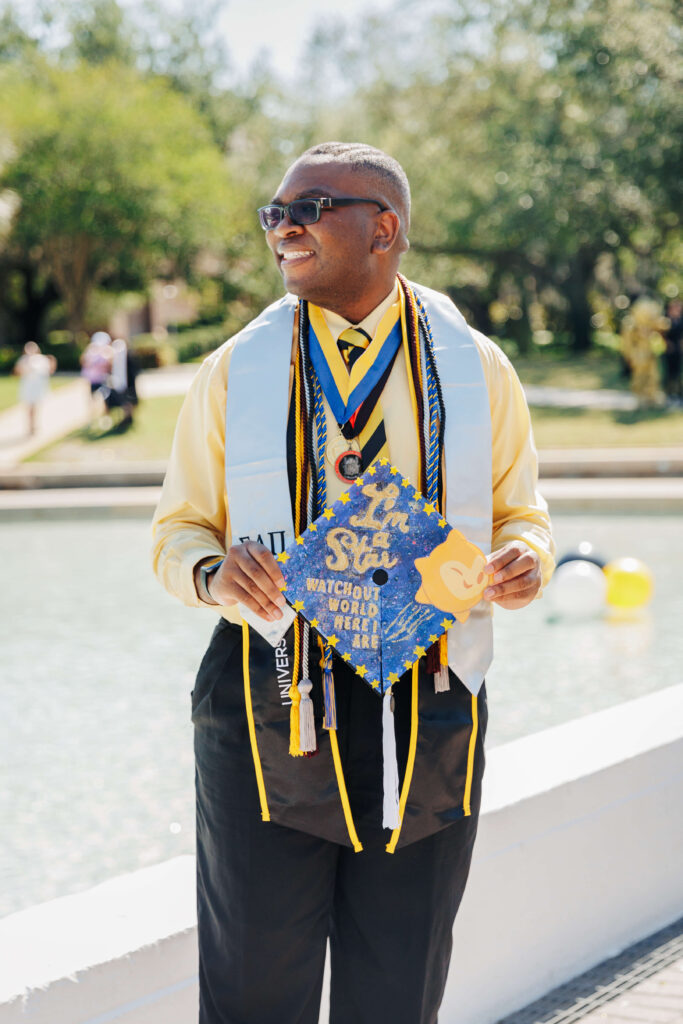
[
  {"left": 204, "top": 542, "right": 287, "bottom": 621},
  {"left": 483, "top": 541, "right": 542, "bottom": 610}
]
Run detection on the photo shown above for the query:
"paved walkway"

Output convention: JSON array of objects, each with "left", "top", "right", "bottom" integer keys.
[
  {"left": 0, "top": 378, "right": 92, "bottom": 469},
  {"left": 499, "top": 919, "right": 683, "bottom": 1024},
  {"left": 524, "top": 385, "right": 639, "bottom": 411},
  {"left": 0, "top": 367, "right": 199, "bottom": 469}
]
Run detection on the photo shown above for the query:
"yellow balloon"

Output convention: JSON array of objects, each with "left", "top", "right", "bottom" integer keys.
[{"left": 604, "top": 558, "right": 654, "bottom": 608}]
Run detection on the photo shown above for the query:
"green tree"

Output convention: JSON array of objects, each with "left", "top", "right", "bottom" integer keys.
[
  {"left": 64, "top": 0, "right": 135, "bottom": 66},
  {"left": 0, "top": 61, "right": 242, "bottom": 334},
  {"left": 297, "top": 0, "right": 682, "bottom": 351}
]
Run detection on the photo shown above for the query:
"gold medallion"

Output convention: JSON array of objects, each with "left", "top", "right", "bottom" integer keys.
[{"left": 326, "top": 435, "right": 360, "bottom": 467}]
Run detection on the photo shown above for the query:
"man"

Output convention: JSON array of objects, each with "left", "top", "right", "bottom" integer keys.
[{"left": 152, "top": 141, "right": 554, "bottom": 1024}]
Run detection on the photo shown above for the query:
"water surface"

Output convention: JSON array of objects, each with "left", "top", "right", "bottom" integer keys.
[{"left": 1, "top": 514, "right": 678, "bottom": 916}]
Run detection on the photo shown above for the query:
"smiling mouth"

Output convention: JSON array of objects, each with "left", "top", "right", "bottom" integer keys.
[{"left": 280, "top": 250, "right": 314, "bottom": 264}]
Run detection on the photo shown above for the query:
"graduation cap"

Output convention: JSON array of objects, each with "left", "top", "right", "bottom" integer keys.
[{"left": 278, "top": 459, "right": 490, "bottom": 828}]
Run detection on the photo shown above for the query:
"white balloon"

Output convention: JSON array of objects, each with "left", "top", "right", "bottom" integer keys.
[{"left": 546, "top": 559, "right": 608, "bottom": 619}]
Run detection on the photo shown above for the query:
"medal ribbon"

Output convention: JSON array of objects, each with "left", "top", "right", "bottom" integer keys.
[{"left": 307, "top": 301, "right": 403, "bottom": 426}]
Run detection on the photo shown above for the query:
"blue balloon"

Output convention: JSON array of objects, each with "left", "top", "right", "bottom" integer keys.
[{"left": 556, "top": 541, "right": 607, "bottom": 570}]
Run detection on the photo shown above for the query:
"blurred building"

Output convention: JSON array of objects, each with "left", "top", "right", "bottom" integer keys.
[{"left": 109, "top": 280, "right": 199, "bottom": 340}]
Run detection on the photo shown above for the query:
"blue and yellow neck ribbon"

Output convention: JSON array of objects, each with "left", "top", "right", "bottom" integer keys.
[{"left": 307, "top": 297, "right": 403, "bottom": 426}]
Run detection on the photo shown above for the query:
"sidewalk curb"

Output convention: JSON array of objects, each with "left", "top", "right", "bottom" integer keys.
[
  {"left": 1, "top": 447, "right": 682, "bottom": 490},
  {"left": 1, "top": 479, "right": 682, "bottom": 519}
]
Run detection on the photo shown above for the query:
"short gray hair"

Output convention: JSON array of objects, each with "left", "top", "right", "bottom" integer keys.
[{"left": 296, "top": 141, "right": 411, "bottom": 248}]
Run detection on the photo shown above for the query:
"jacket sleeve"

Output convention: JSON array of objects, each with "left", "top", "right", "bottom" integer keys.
[
  {"left": 151, "top": 343, "right": 234, "bottom": 608},
  {"left": 471, "top": 329, "right": 555, "bottom": 589}
]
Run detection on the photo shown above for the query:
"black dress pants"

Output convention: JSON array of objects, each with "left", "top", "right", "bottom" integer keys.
[{"left": 193, "top": 621, "right": 484, "bottom": 1024}]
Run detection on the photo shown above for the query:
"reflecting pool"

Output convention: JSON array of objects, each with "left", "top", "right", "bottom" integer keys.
[{"left": 1, "top": 514, "right": 679, "bottom": 917}]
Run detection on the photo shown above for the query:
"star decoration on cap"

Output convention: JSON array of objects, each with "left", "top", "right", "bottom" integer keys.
[{"left": 278, "top": 462, "right": 489, "bottom": 695}]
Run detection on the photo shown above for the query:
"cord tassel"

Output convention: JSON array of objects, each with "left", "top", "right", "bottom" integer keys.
[
  {"left": 434, "top": 632, "right": 450, "bottom": 693},
  {"left": 288, "top": 620, "right": 304, "bottom": 756},
  {"left": 322, "top": 643, "right": 337, "bottom": 730},
  {"left": 297, "top": 678, "right": 316, "bottom": 752},
  {"left": 382, "top": 687, "right": 401, "bottom": 830},
  {"left": 288, "top": 682, "right": 303, "bottom": 757}
]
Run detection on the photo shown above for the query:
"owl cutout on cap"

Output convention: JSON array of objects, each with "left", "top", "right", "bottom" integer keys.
[
  {"left": 415, "top": 531, "right": 488, "bottom": 622},
  {"left": 278, "top": 461, "right": 491, "bottom": 693}
]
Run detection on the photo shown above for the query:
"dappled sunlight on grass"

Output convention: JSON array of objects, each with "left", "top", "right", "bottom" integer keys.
[
  {"left": 26, "top": 395, "right": 184, "bottom": 462},
  {"left": 531, "top": 405, "right": 683, "bottom": 447}
]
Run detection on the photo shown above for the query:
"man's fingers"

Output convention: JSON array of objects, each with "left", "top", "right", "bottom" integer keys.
[
  {"left": 217, "top": 568, "right": 282, "bottom": 620},
  {"left": 235, "top": 545, "right": 286, "bottom": 608},
  {"left": 487, "top": 549, "right": 538, "bottom": 586},
  {"left": 211, "top": 542, "right": 287, "bottom": 620},
  {"left": 484, "top": 564, "right": 542, "bottom": 604},
  {"left": 484, "top": 542, "right": 525, "bottom": 575},
  {"left": 485, "top": 575, "right": 539, "bottom": 601},
  {"left": 245, "top": 542, "right": 286, "bottom": 590},
  {"left": 234, "top": 563, "right": 283, "bottom": 613}
]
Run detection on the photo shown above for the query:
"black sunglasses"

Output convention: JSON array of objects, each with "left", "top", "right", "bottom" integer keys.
[{"left": 257, "top": 196, "right": 388, "bottom": 231}]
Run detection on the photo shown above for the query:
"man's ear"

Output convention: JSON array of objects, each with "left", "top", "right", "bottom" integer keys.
[{"left": 370, "top": 210, "right": 402, "bottom": 254}]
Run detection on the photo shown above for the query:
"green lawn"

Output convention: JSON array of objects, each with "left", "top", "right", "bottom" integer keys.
[
  {"left": 530, "top": 404, "right": 683, "bottom": 447},
  {"left": 0, "top": 374, "right": 75, "bottom": 413},
  {"left": 26, "top": 394, "right": 185, "bottom": 462},
  {"left": 512, "top": 349, "right": 629, "bottom": 391}
]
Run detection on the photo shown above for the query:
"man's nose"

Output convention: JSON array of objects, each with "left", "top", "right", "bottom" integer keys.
[{"left": 271, "top": 212, "right": 304, "bottom": 237}]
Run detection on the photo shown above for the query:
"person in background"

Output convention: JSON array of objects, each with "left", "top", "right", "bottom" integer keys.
[
  {"left": 663, "top": 298, "right": 683, "bottom": 402},
  {"left": 108, "top": 337, "right": 138, "bottom": 426},
  {"left": 13, "top": 341, "right": 56, "bottom": 436},
  {"left": 80, "top": 331, "right": 113, "bottom": 414},
  {"left": 619, "top": 297, "right": 667, "bottom": 406}
]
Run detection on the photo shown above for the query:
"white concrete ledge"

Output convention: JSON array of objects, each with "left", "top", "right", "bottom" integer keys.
[
  {"left": 542, "top": 476, "right": 683, "bottom": 513},
  {"left": 443, "top": 683, "right": 683, "bottom": 1024},
  {"left": 2, "top": 687, "right": 681, "bottom": 1024},
  {"left": 0, "top": 858, "right": 197, "bottom": 1023},
  {"left": 2, "top": 479, "right": 682, "bottom": 520}
]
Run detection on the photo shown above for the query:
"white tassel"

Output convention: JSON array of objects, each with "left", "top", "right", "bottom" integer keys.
[
  {"left": 434, "top": 664, "right": 450, "bottom": 692},
  {"left": 382, "top": 687, "right": 401, "bottom": 830},
  {"left": 297, "top": 678, "right": 316, "bottom": 753}
]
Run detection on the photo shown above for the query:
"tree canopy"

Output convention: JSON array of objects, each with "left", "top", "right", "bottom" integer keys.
[
  {"left": 0, "top": 0, "right": 680, "bottom": 351},
  {"left": 0, "top": 60, "right": 240, "bottom": 332}
]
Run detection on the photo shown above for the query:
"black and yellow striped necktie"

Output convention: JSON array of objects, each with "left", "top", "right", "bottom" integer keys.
[
  {"left": 337, "top": 327, "right": 390, "bottom": 469},
  {"left": 337, "top": 326, "right": 370, "bottom": 368}
]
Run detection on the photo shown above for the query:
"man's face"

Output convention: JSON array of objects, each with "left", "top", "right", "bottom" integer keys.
[{"left": 264, "top": 159, "right": 389, "bottom": 311}]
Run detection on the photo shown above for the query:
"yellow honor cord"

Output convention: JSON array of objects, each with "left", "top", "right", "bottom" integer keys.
[
  {"left": 293, "top": 352, "right": 304, "bottom": 536},
  {"left": 328, "top": 727, "right": 363, "bottom": 853},
  {"left": 386, "top": 662, "right": 420, "bottom": 854},
  {"left": 241, "top": 620, "right": 270, "bottom": 821},
  {"left": 399, "top": 288, "right": 423, "bottom": 491},
  {"left": 463, "top": 694, "right": 479, "bottom": 817}
]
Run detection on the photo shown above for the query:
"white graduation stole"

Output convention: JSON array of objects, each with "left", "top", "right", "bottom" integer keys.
[{"left": 225, "top": 284, "right": 493, "bottom": 694}]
